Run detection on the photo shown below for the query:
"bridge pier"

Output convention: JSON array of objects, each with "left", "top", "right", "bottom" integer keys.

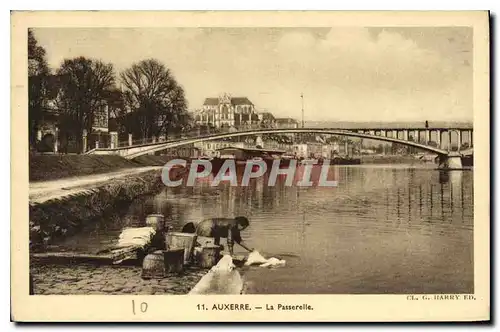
[
  {"left": 447, "top": 130, "right": 452, "bottom": 151},
  {"left": 425, "top": 130, "right": 430, "bottom": 145},
  {"left": 403, "top": 130, "right": 408, "bottom": 141},
  {"left": 437, "top": 153, "right": 463, "bottom": 170},
  {"left": 436, "top": 130, "right": 442, "bottom": 149},
  {"left": 457, "top": 130, "right": 462, "bottom": 152}
]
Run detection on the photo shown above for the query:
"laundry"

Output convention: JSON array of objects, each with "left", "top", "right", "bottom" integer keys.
[
  {"left": 189, "top": 255, "right": 244, "bottom": 294},
  {"left": 244, "top": 251, "right": 286, "bottom": 268},
  {"left": 116, "top": 227, "right": 156, "bottom": 248}
]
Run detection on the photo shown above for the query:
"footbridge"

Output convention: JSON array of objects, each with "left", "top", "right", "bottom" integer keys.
[{"left": 87, "top": 127, "right": 473, "bottom": 169}]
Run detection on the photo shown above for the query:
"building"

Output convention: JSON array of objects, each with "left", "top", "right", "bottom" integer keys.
[
  {"left": 32, "top": 74, "right": 116, "bottom": 153},
  {"left": 259, "top": 112, "right": 277, "bottom": 128},
  {"left": 307, "top": 143, "right": 333, "bottom": 158},
  {"left": 161, "top": 144, "right": 201, "bottom": 159},
  {"left": 216, "top": 147, "right": 287, "bottom": 160},
  {"left": 276, "top": 118, "right": 299, "bottom": 129},
  {"left": 195, "top": 93, "right": 259, "bottom": 129},
  {"left": 292, "top": 144, "right": 308, "bottom": 158}
]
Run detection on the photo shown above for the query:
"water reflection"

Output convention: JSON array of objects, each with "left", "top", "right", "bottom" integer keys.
[{"left": 53, "top": 165, "right": 474, "bottom": 294}]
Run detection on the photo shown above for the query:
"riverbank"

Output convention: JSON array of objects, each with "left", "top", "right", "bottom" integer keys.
[
  {"left": 359, "top": 154, "right": 431, "bottom": 164},
  {"left": 30, "top": 263, "right": 207, "bottom": 295},
  {"left": 29, "top": 168, "right": 164, "bottom": 251},
  {"left": 29, "top": 154, "right": 186, "bottom": 182}
]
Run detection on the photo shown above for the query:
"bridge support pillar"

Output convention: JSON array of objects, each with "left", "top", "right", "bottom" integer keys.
[
  {"left": 255, "top": 135, "right": 264, "bottom": 148},
  {"left": 448, "top": 131, "right": 452, "bottom": 151},
  {"left": 128, "top": 133, "right": 133, "bottom": 147},
  {"left": 437, "top": 153, "right": 463, "bottom": 170},
  {"left": 425, "top": 130, "right": 430, "bottom": 145},
  {"left": 403, "top": 130, "right": 408, "bottom": 141},
  {"left": 457, "top": 130, "right": 462, "bottom": 152},
  {"left": 436, "top": 130, "right": 441, "bottom": 149},
  {"left": 392, "top": 130, "right": 397, "bottom": 139},
  {"left": 469, "top": 130, "right": 473, "bottom": 147},
  {"left": 380, "top": 130, "right": 386, "bottom": 137}
]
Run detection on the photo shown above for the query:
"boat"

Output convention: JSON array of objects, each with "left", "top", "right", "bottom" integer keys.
[{"left": 330, "top": 156, "right": 361, "bottom": 165}]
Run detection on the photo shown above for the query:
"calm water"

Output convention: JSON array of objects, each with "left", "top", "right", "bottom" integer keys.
[{"left": 53, "top": 164, "right": 474, "bottom": 294}]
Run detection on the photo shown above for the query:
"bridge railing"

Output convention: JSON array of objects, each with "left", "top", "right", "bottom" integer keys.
[
  {"left": 105, "top": 127, "right": 473, "bottom": 153},
  {"left": 113, "top": 127, "right": 366, "bottom": 149},
  {"left": 113, "top": 129, "right": 229, "bottom": 148}
]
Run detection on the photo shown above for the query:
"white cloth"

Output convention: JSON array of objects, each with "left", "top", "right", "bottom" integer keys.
[
  {"left": 189, "top": 255, "right": 244, "bottom": 294},
  {"left": 244, "top": 251, "right": 286, "bottom": 268},
  {"left": 116, "top": 227, "right": 156, "bottom": 248}
]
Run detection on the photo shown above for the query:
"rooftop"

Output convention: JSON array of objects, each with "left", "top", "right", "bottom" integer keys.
[{"left": 203, "top": 97, "right": 254, "bottom": 106}]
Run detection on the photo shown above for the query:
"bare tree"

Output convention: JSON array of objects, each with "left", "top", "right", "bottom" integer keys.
[
  {"left": 28, "top": 29, "right": 50, "bottom": 148},
  {"left": 56, "top": 56, "right": 116, "bottom": 150},
  {"left": 120, "top": 59, "right": 190, "bottom": 141}
]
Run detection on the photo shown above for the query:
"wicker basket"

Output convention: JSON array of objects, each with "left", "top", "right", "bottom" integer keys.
[{"left": 141, "top": 250, "right": 166, "bottom": 279}]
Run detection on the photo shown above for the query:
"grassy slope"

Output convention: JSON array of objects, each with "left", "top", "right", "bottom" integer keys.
[
  {"left": 29, "top": 154, "right": 191, "bottom": 182},
  {"left": 29, "top": 154, "right": 139, "bottom": 182}
]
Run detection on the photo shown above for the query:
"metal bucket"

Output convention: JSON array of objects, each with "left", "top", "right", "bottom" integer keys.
[
  {"left": 166, "top": 232, "right": 198, "bottom": 264},
  {"left": 198, "top": 245, "right": 222, "bottom": 269},
  {"left": 146, "top": 214, "right": 165, "bottom": 232}
]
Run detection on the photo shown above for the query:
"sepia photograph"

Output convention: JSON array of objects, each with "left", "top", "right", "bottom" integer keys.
[{"left": 11, "top": 10, "right": 490, "bottom": 322}]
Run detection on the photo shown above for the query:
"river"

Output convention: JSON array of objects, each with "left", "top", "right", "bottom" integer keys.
[{"left": 49, "top": 163, "right": 474, "bottom": 294}]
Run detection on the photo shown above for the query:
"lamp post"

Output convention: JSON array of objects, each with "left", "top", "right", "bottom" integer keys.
[{"left": 301, "top": 93, "right": 304, "bottom": 129}]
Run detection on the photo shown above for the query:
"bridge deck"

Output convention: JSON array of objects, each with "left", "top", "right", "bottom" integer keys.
[{"left": 86, "top": 127, "right": 473, "bottom": 159}]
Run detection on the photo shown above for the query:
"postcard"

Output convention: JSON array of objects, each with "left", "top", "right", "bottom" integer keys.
[{"left": 11, "top": 10, "right": 490, "bottom": 322}]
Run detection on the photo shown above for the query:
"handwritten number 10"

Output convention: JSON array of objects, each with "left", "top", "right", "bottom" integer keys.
[{"left": 132, "top": 300, "right": 148, "bottom": 315}]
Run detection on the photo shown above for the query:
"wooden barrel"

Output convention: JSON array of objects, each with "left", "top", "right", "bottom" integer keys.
[
  {"left": 198, "top": 245, "right": 222, "bottom": 269},
  {"left": 146, "top": 214, "right": 165, "bottom": 232},
  {"left": 141, "top": 250, "right": 166, "bottom": 279},
  {"left": 166, "top": 232, "right": 197, "bottom": 264},
  {"left": 163, "top": 248, "right": 184, "bottom": 274}
]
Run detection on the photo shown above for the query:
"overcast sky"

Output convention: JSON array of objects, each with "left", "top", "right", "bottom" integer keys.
[{"left": 33, "top": 27, "right": 473, "bottom": 122}]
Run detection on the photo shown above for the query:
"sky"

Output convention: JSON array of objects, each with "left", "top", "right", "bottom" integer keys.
[{"left": 32, "top": 27, "right": 473, "bottom": 123}]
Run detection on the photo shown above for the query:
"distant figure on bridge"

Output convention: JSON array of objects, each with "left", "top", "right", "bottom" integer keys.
[
  {"left": 181, "top": 217, "right": 254, "bottom": 256},
  {"left": 425, "top": 120, "right": 429, "bottom": 129}
]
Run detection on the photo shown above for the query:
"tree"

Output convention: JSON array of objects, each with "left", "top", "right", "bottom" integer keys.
[
  {"left": 120, "top": 59, "right": 190, "bottom": 141},
  {"left": 28, "top": 29, "right": 50, "bottom": 148},
  {"left": 56, "top": 57, "right": 116, "bottom": 150}
]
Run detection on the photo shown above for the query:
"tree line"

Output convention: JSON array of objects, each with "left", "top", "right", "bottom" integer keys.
[{"left": 28, "top": 29, "right": 193, "bottom": 152}]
